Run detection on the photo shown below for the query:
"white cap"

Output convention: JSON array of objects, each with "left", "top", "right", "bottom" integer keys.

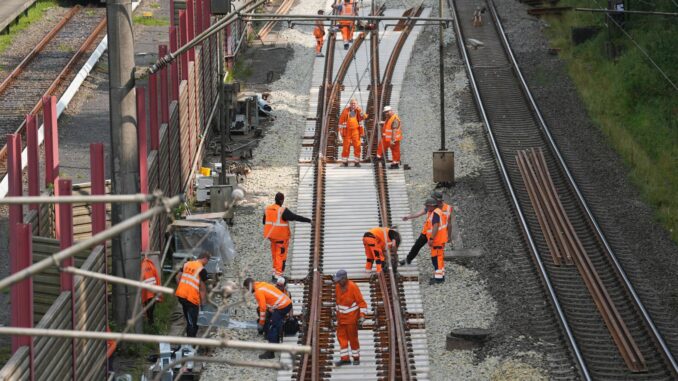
[
  {"left": 276, "top": 276, "right": 286, "bottom": 286},
  {"left": 383, "top": 105, "right": 392, "bottom": 112}
]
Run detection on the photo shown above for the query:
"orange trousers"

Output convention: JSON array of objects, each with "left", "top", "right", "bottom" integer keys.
[
  {"left": 336, "top": 323, "right": 360, "bottom": 361},
  {"left": 315, "top": 37, "right": 324, "bottom": 54},
  {"left": 341, "top": 128, "right": 361, "bottom": 162},
  {"left": 376, "top": 140, "right": 401, "bottom": 164},
  {"left": 363, "top": 236, "right": 384, "bottom": 272},
  {"left": 269, "top": 238, "right": 289, "bottom": 277},
  {"left": 340, "top": 22, "right": 354, "bottom": 42},
  {"left": 431, "top": 246, "right": 445, "bottom": 279}
]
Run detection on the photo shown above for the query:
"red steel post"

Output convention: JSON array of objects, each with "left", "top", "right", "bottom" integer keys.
[
  {"left": 159, "top": 45, "right": 170, "bottom": 123},
  {"left": 43, "top": 95, "right": 59, "bottom": 187},
  {"left": 187, "top": 0, "right": 196, "bottom": 60},
  {"left": 179, "top": 11, "right": 189, "bottom": 81},
  {"left": 15, "top": 223, "right": 35, "bottom": 381},
  {"left": 149, "top": 72, "right": 159, "bottom": 150},
  {"left": 170, "top": 0, "right": 175, "bottom": 27},
  {"left": 137, "top": 87, "right": 150, "bottom": 251},
  {"left": 8, "top": 134, "right": 22, "bottom": 352},
  {"left": 56, "top": 178, "right": 76, "bottom": 379},
  {"left": 170, "top": 27, "right": 180, "bottom": 101},
  {"left": 195, "top": 0, "right": 203, "bottom": 34},
  {"left": 89, "top": 143, "right": 107, "bottom": 378},
  {"left": 26, "top": 114, "right": 40, "bottom": 212}
]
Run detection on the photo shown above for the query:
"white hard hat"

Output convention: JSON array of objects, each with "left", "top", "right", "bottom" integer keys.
[
  {"left": 383, "top": 105, "right": 392, "bottom": 112},
  {"left": 276, "top": 276, "right": 286, "bottom": 286}
]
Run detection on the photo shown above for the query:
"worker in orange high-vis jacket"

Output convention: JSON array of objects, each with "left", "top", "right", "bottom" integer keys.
[
  {"left": 314, "top": 10, "right": 326, "bottom": 57},
  {"left": 332, "top": 0, "right": 358, "bottom": 50},
  {"left": 376, "top": 105, "right": 403, "bottom": 169},
  {"left": 400, "top": 190, "right": 454, "bottom": 266},
  {"left": 333, "top": 269, "right": 367, "bottom": 366},
  {"left": 175, "top": 252, "right": 210, "bottom": 337},
  {"left": 141, "top": 254, "right": 161, "bottom": 325},
  {"left": 244, "top": 277, "right": 293, "bottom": 360},
  {"left": 432, "top": 190, "right": 453, "bottom": 243},
  {"left": 338, "top": 98, "right": 367, "bottom": 167},
  {"left": 424, "top": 198, "right": 448, "bottom": 284},
  {"left": 363, "top": 227, "right": 401, "bottom": 273},
  {"left": 263, "top": 192, "right": 313, "bottom": 280}
]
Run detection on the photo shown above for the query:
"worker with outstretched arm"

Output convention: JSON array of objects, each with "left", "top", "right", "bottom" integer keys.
[
  {"left": 263, "top": 192, "right": 313, "bottom": 280},
  {"left": 314, "top": 10, "right": 326, "bottom": 57},
  {"left": 400, "top": 191, "right": 453, "bottom": 265},
  {"left": 363, "top": 227, "right": 401, "bottom": 273},
  {"left": 376, "top": 105, "right": 403, "bottom": 169},
  {"left": 175, "top": 252, "right": 210, "bottom": 337},
  {"left": 332, "top": 0, "right": 358, "bottom": 50},
  {"left": 141, "top": 253, "right": 162, "bottom": 325},
  {"left": 338, "top": 98, "right": 368, "bottom": 167},
  {"left": 333, "top": 269, "right": 367, "bottom": 366},
  {"left": 400, "top": 198, "right": 448, "bottom": 284},
  {"left": 244, "top": 277, "right": 293, "bottom": 359}
]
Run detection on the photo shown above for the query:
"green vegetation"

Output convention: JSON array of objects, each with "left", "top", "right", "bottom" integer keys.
[
  {"left": 225, "top": 57, "right": 253, "bottom": 83},
  {"left": 0, "top": 0, "right": 58, "bottom": 55},
  {"left": 543, "top": 0, "right": 678, "bottom": 241},
  {"left": 133, "top": 15, "right": 170, "bottom": 27}
]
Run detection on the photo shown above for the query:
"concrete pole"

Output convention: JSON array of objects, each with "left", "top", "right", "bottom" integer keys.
[
  {"left": 438, "top": 0, "right": 446, "bottom": 151},
  {"left": 218, "top": 18, "right": 227, "bottom": 185},
  {"left": 106, "top": 0, "right": 142, "bottom": 332}
]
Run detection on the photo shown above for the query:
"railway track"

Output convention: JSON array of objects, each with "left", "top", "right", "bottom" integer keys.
[
  {"left": 450, "top": 0, "right": 678, "bottom": 379},
  {"left": 0, "top": 6, "right": 106, "bottom": 176},
  {"left": 277, "top": 7, "right": 431, "bottom": 381}
]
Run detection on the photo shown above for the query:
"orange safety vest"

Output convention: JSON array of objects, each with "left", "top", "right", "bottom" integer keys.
[
  {"left": 175, "top": 260, "right": 204, "bottom": 305},
  {"left": 335, "top": 280, "right": 367, "bottom": 325},
  {"left": 264, "top": 204, "right": 290, "bottom": 240},
  {"left": 340, "top": 2, "right": 354, "bottom": 24},
  {"left": 339, "top": 107, "right": 366, "bottom": 136},
  {"left": 424, "top": 208, "right": 448, "bottom": 246},
  {"left": 314, "top": 24, "right": 325, "bottom": 38},
  {"left": 367, "top": 227, "right": 396, "bottom": 251},
  {"left": 441, "top": 202, "right": 453, "bottom": 223},
  {"left": 141, "top": 257, "right": 161, "bottom": 303},
  {"left": 383, "top": 114, "right": 402, "bottom": 142},
  {"left": 254, "top": 281, "right": 292, "bottom": 323}
]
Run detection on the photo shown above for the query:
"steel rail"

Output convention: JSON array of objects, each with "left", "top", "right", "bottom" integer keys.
[
  {"left": 446, "top": 0, "right": 592, "bottom": 379},
  {"left": 257, "top": 0, "right": 295, "bottom": 40},
  {"left": 487, "top": 0, "right": 678, "bottom": 374},
  {"left": 0, "top": 15, "right": 108, "bottom": 168},
  {"left": 0, "top": 6, "right": 82, "bottom": 96}
]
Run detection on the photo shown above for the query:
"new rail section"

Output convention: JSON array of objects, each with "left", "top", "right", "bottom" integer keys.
[{"left": 450, "top": 0, "right": 678, "bottom": 379}]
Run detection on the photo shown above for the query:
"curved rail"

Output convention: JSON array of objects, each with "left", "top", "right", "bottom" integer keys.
[
  {"left": 486, "top": 0, "right": 678, "bottom": 373},
  {"left": 257, "top": 0, "right": 295, "bottom": 40},
  {"left": 446, "top": 0, "right": 591, "bottom": 378}
]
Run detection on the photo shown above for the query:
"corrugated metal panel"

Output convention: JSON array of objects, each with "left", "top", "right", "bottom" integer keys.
[
  {"left": 179, "top": 80, "right": 191, "bottom": 189},
  {"left": 169, "top": 101, "right": 182, "bottom": 195},
  {"left": 0, "top": 346, "right": 30, "bottom": 381}
]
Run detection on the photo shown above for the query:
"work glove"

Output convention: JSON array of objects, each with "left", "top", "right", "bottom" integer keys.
[
  {"left": 399, "top": 259, "right": 408, "bottom": 266},
  {"left": 358, "top": 317, "right": 365, "bottom": 328},
  {"left": 258, "top": 323, "right": 265, "bottom": 335}
]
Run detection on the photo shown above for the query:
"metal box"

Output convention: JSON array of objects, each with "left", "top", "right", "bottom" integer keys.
[
  {"left": 433, "top": 150, "right": 455, "bottom": 184},
  {"left": 211, "top": 0, "right": 232, "bottom": 15},
  {"left": 209, "top": 184, "right": 234, "bottom": 214}
]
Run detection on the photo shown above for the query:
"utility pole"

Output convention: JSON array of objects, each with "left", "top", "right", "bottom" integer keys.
[
  {"left": 218, "top": 23, "right": 228, "bottom": 184},
  {"left": 106, "top": 0, "right": 142, "bottom": 332},
  {"left": 438, "top": 0, "right": 445, "bottom": 151}
]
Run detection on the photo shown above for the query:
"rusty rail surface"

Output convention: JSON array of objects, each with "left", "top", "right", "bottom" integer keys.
[
  {"left": 257, "top": 0, "right": 295, "bottom": 40},
  {"left": 0, "top": 10, "right": 107, "bottom": 175}
]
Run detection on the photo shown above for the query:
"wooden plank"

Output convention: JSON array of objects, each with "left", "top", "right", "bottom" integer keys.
[{"left": 0, "top": 346, "right": 29, "bottom": 381}]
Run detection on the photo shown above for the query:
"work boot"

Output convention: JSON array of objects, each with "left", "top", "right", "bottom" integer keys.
[
  {"left": 399, "top": 259, "right": 408, "bottom": 266},
  {"left": 344, "top": 43, "right": 349, "bottom": 50},
  {"left": 334, "top": 359, "right": 351, "bottom": 367},
  {"left": 342, "top": 161, "right": 349, "bottom": 167},
  {"left": 354, "top": 162, "right": 361, "bottom": 167},
  {"left": 389, "top": 163, "right": 399, "bottom": 169},
  {"left": 316, "top": 53, "right": 324, "bottom": 57},
  {"left": 353, "top": 358, "right": 361, "bottom": 365},
  {"left": 271, "top": 275, "right": 278, "bottom": 282},
  {"left": 429, "top": 277, "right": 445, "bottom": 285},
  {"left": 259, "top": 351, "right": 275, "bottom": 360}
]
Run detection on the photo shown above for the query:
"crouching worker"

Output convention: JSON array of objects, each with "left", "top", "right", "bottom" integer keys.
[
  {"left": 363, "top": 227, "right": 401, "bottom": 273},
  {"left": 334, "top": 270, "right": 367, "bottom": 366},
  {"left": 244, "top": 277, "right": 293, "bottom": 359}
]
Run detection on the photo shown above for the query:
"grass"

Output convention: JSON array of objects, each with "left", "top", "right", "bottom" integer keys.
[
  {"left": 225, "top": 57, "right": 253, "bottom": 83},
  {"left": 133, "top": 15, "right": 170, "bottom": 27},
  {"left": 542, "top": 0, "right": 678, "bottom": 241},
  {"left": 0, "top": 0, "right": 58, "bottom": 55}
]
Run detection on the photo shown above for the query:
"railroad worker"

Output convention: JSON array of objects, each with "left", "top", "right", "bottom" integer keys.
[
  {"left": 400, "top": 198, "right": 448, "bottom": 284},
  {"left": 314, "top": 10, "right": 326, "bottom": 57},
  {"left": 243, "top": 277, "right": 293, "bottom": 359},
  {"left": 175, "top": 252, "right": 210, "bottom": 337},
  {"left": 333, "top": 269, "right": 367, "bottom": 366},
  {"left": 432, "top": 190, "right": 453, "bottom": 243},
  {"left": 363, "top": 227, "right": 401, "bottom": 273},
  {"left": 376, "top": 105, "right": 403, "bottom": 169},
  {"left": 141, "top": 253, "right": 161, "bottom": 325},
  {"left": 338, "top": 98, "right": 367, "bottom": 167},
  {"left": 332, "top": 0, "right": 358, "bottom": 50},
  {"left": 399, "top": 190, "right": 453, "bottom": 266},
  {"left": 263, "top": 192, "right": 313, "bottom": 280}
]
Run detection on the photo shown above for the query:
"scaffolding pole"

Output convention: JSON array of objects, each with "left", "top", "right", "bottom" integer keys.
[
  {"left": 0, "top": 193, "right": 159, "bottom": 205},
  {"left": 61, "top": 266, "right": 175, "bottom": 295}
]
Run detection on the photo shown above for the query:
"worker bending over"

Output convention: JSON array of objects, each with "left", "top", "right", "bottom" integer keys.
[
  {"left": 141, "top": 254, "right": 161, "bottom": 325},
  {"left": 401, "top": 197, "right": 449, "bottom": 284},
  {"left": 244, "top": 278, "right": 293, "bottom": 359},
  {"left": 376, "top": 105, "right": 402, "bottom": 169},
  {"left": 400, "top": 191, "right": 453, "bottom": 265},
  {"left": 339, "top": 98, "right": 367, "bottom": 167},
  {"left": 263, "top": 192, "right": 313, "bottom": 280},
  {"left": 314, "top": 10, "right": 326, "bottom": 57},
  {"left": 333, "top": 270, "right": 367, "bottom": 366},
  {"left": 363, "top": 227, "right": 401, "bottom": 273},
  {"left": 333, "top": 0, "right": 358, "bottom": 50},
  {"left": 175, "top": 252, "right": 210, "bottom": 337}
]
